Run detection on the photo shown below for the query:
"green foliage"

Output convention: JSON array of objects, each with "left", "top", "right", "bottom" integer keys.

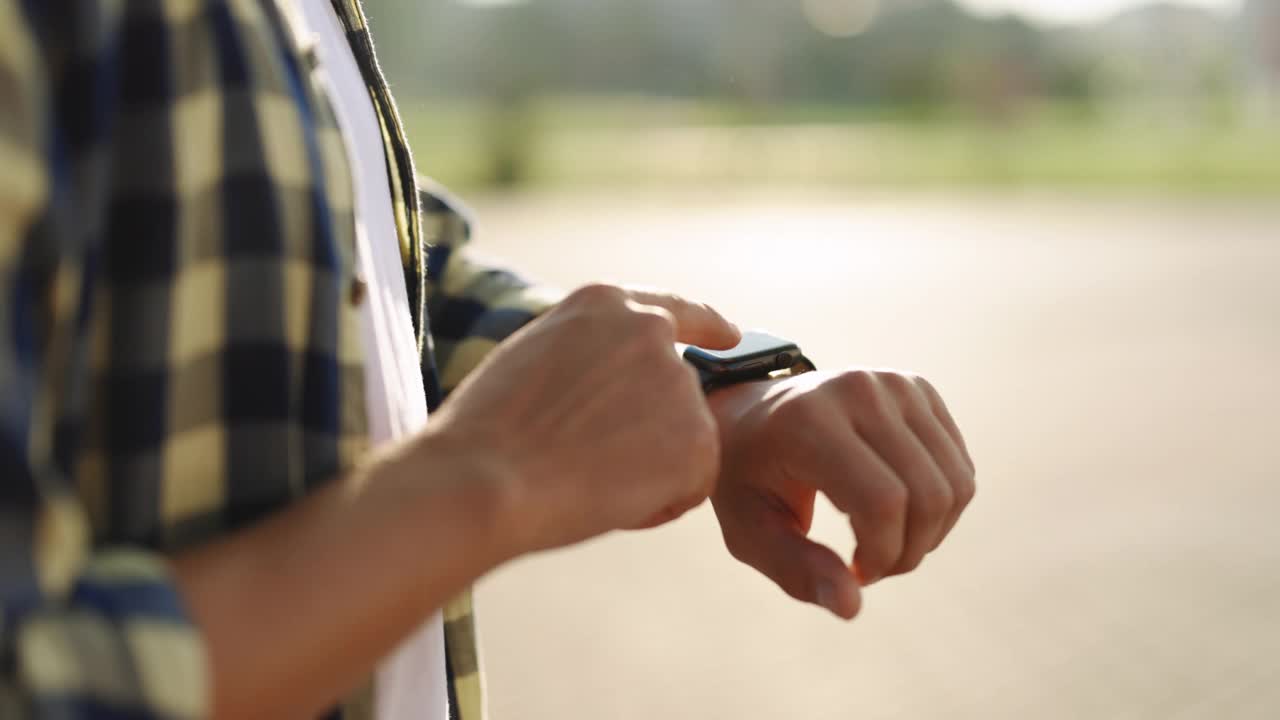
[
  {"left": 403, "top": 96, "right": 1280, "bottom": 192},
  {"left": 367, "top": 0, "right": 1074, "bottom": 106},
  {"left": 366, "top": 0, "right": 1254, "bottom": 105},
  {"left": 366, "top": 1, "right": 1277, "bottom": 191}
]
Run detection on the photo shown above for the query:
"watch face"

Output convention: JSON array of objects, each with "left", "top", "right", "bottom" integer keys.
[{"left": 683, "top": 331, "right": 801, "bottom": 374}]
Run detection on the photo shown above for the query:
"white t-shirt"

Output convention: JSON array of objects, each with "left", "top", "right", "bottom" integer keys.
[{"left": 295, "top": 2, "right": 449, "bottom": 719}]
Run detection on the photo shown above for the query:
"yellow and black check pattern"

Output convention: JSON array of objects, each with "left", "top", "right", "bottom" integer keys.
[{"left": 0, "top": 1, "right": 558, "bottom": 718}]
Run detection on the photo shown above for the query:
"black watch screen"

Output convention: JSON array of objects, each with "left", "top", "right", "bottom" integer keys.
[{"left": 683, "top": 331, "right": 812, "bottom": 391}]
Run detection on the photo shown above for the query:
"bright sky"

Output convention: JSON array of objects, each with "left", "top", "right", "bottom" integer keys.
[{"left": 955, "top": 0, "right": 1241, "bottom": 25}]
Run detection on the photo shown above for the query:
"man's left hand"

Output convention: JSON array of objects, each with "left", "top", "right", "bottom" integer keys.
[{"left": 705, "top": 369, "right": 975, "bottom": 620}]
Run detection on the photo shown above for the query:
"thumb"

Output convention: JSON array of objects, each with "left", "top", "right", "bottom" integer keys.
[
  {"left": 621, "top": 287, "right": 741, "bottom": 350},
  {"left": 723, "top": 515, "right": 862, "bottom": 620}
]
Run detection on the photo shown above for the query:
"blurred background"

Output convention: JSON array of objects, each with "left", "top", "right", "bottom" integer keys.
[
  {"left": 367, "top": 0, "right": 1280, "bottom": 191},
  {"left": 366, "top": 1, "right": 1279, "bottom": 718}
]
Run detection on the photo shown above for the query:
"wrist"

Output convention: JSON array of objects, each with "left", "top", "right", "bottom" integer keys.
[{"left": 707, "top": 377, "right": 784, "bottom": 432}]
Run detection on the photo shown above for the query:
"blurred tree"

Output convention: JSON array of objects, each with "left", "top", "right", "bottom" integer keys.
[
  {"left": 361, "top": 0, "right": 1254, "bottom": 123},
  {"left": 1241, "top": 0, "right": 1280, "bottom": 120}
]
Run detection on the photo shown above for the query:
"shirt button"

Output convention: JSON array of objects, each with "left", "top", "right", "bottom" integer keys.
[
  {"left": 301, "top": 42, "right": 321, "bottom": 71},
  {"left": 349, "top": 275, "right": 368, "bottom": 307}
]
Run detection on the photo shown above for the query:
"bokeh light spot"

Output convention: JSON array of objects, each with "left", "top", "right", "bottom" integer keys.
[{"left": 803, "top": 0, "right": 881, "bottom": 38}]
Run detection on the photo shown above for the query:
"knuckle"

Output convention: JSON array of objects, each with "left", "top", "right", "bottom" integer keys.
[
  {"left": 858, "top": 545, "right": 895, "bottom": 579},
  {"left": 835, "top": 369, "right": 878, "bottom": 399},
  {"left": 913, "top": 374, "right": 940, "bottom": 400},
  {"left": 867, "top": 483, "right": 908, "bottom": 523},
  {"left": 878, "top": 371, "right": 913, "bottom": 397},
  {"left": 559, "top": 303, "right": 604, "bottom": 333},
  {"left": 567, "top": 282, "right": 624, "bottom": 308},
  {"left": 649, "top": 289, "right": 682, "bottom": 308},
  {"left": 631, "top": 308, "right": 676, "bottom": 343},
  {"left": 955, "top": 473, "right": 977, "bottom": 508},
  {"left": 835, "top": 371, "right": 893, "bottom": 417},
  {"left": 917, "top": 479, "right": 955, "bottom": 520}
]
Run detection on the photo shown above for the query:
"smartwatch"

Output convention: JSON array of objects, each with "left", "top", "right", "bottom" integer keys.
[{"left": 683, "top": 330, "right": 816, "bottom": 393}]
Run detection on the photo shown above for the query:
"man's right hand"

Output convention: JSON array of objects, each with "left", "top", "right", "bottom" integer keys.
[
  {"left": 168, "top": 284, "right": 739, "bottom": 718},
  {"left": 425, "top": 283, "right": 742, "bottom": 556}
]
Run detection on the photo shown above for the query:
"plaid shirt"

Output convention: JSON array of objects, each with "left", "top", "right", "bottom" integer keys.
[{"left": 0, "top": 0, "right": 558, "bottom": 717}]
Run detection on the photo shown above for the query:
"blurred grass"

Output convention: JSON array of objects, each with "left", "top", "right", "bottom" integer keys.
[{"left": 398, "top": 95, "right": 1280, "bottom": 193}]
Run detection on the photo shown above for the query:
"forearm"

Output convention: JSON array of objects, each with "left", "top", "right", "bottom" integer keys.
[{"left": 171, "top": 429, "right": 515, "bottom": 720}]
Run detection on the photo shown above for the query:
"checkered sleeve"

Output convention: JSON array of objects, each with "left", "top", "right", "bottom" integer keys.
[
  {"left": 1, "top": 4, "right": 208, "bottom": 718},
  {"left": 419, "top": 178, "right": 564, "bottom": 394}
]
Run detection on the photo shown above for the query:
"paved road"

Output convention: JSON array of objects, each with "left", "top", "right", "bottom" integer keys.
[{"left": 461, "top": 190, "right": 1280, "bottom": 720}]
